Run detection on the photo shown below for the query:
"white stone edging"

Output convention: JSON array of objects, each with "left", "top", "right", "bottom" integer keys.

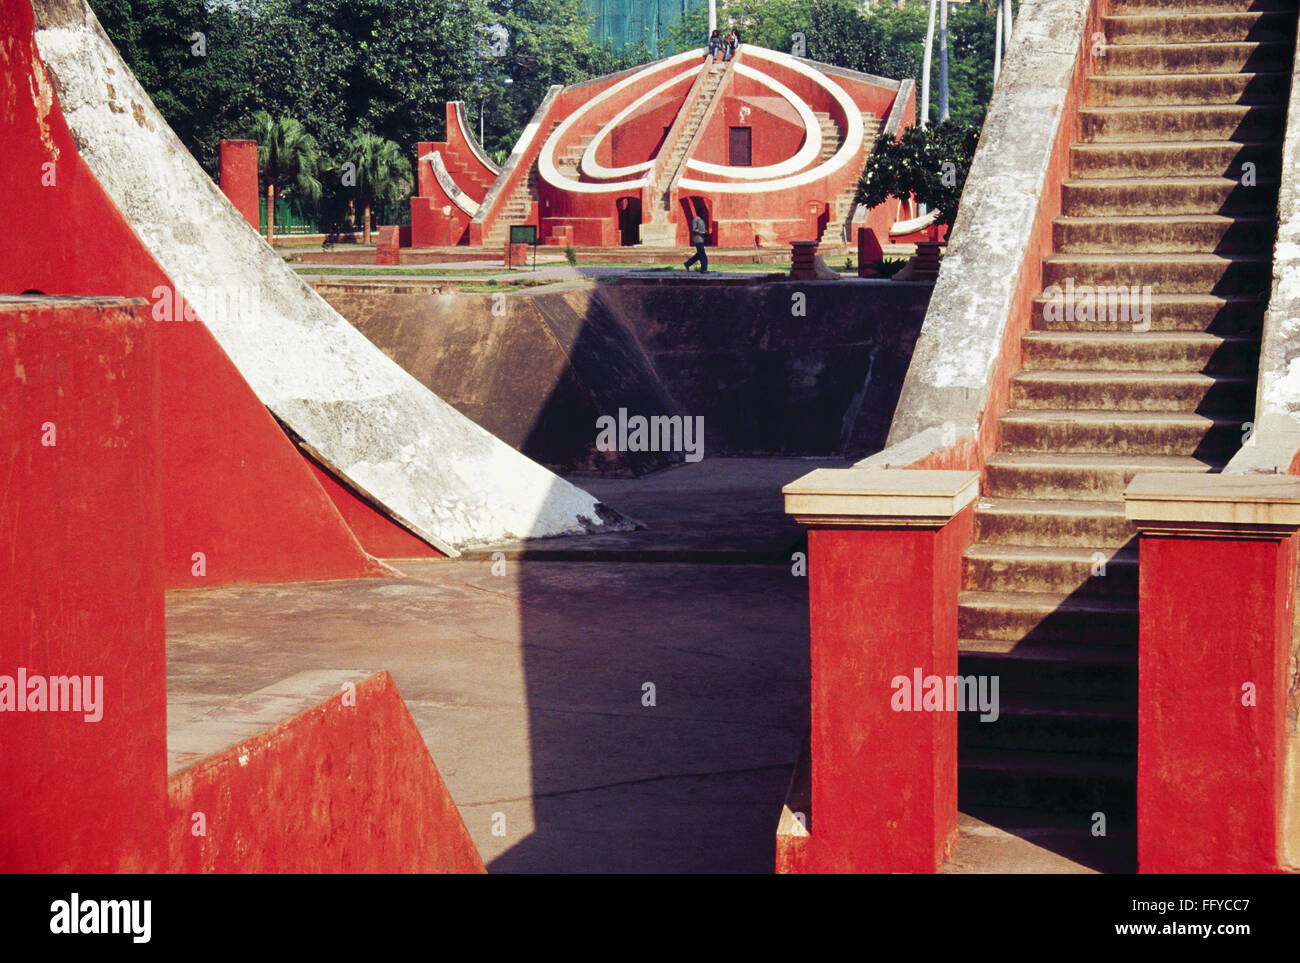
[{"left": 855, "top": 0, "right": 1093, "bottom": 467}]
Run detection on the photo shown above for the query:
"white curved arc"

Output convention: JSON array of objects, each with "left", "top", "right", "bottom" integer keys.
[
  {"left": 421, "top": 152, "right": 480, "bottom": 217},
  {"left": 580, "top": 69, "right": 696, "bottom": 181},
  {"left": 451, "top": 101, "right": 502, "bottom": 176},
  {"left": 682, "top": 63, "right": 820, "bottom": 180},
  {"left": 678, "top": 46, "right": 865, "bottom": 195},
  {"left": 891, "top": 209, "right": 940, "bottom": 237},
  {"left": 539, "top": 49, "right": 703, "bottom": 195}
]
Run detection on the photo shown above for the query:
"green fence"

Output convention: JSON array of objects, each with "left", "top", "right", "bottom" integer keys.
[
  {"left": 257, "top": 196, "right": 410, "bottom": 236},
  {"left": 258, "top": 196, "right": 320, "bottom": 235},
  {"left": 585, "top": 0, "right": 702, "bottom": 56}
]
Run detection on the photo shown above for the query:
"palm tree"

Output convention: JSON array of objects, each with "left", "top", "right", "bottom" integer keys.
[
  {"left": 246, "top": 110, "right": 323, "bottom": 243},
  {"left": 345, "top": 131, "right": 412, "bottom": 245}
]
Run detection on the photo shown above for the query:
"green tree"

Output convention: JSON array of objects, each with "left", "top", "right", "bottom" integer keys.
[
  {"left": 856, "top": 120, "right": 981, "bottom": 228},
  {"left": 247, "top": 0, "right": 488, "bottom": 160},
  {"left": 246, "top": 110, "right": 323, "bottom": 242},
  {"left": 484, "top": 0, "right": 644, "bottom": 154},
  {"left": 90, "top": 0, "right": 257, "bottom": 173},
  {"left": 344, "top": 131, "right": 413, "bottom": 244},
  {"left": 663, "top": 0, "right": 1005, "bottom": 127}
]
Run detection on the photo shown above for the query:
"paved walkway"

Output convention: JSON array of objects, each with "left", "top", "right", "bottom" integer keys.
[{"left": 164, "top": 457, "right": 1120, "bottom": 872}]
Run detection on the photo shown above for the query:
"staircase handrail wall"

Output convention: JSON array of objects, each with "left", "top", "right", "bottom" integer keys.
[
  {"left": 1226, "top": 23, "right": 1300, "bottom": 477},
  {"left": 469, "top": 84, "right": 563, "bottom": 244},
  {"left": 855, "top": 0, "right": 1112, "bottom": 474},
  {"left": 641, "top": 58, "right": 716, "bottom": 221}
]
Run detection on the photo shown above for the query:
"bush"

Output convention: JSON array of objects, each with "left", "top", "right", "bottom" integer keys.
[
  {"left": 564, "top": 244, "right": 578, "bottom": 266},
  {"left": 856, "top": 121, "right": 981, "bottom": 229}
]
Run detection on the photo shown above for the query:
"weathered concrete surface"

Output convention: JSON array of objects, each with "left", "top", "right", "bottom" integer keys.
[
  {"left": 1229, "top": 28, "right": 1300, "bottom": 476},
  {"left": 30, "top": 0, "right": 628, "bottom": 554},
  {"left": 872, "top": 0, "right": 1093, "bottom": 459},
  {"left": 1222, "top": 19, "right": 1300, "bottom": 873},
  {"left": 463, "top": 456, "right": 851, "bottom": 562},
  {"left": 164, "top": 454, "right": 1134, "bottom": 872},
  {"left": 324, "top": 286, "right": 684, "bottom": 476},
  {"left": 326, "top": 278, "right": 930, "bottom": 472},
  {"left": 598, "top": 280, "right": 930, "bottom": 457},
  {"left": 168, "top": 670, "right": 486, "bottom": 873},
  {"left": 166, "top": 559, "right": 812, "bottom": 872}
]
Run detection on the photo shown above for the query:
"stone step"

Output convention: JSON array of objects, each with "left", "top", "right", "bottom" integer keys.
[
  {"left": 1041, "top": 253, "right": 1272, "bottom": 295},
  {"left": 972, "top": 497, "right": 1135, "bottom": 548},
  {"left": 1094, "top": 40, "right": 1293, "bottom": 75},
  {"left": 1053, "top": 214, "right": 1275, "bottom": 254},
  {"left": 959, "top": 694, "right": 1136, "bottom": 756},
  {"left": 1086, "top": 71, "right": 1291, "bottom": 107},
  {"left": 1110, "top": 0, "right": 1295, "bottom": 13},
  {"left": 1032, "top": 292, "right": 1265, "bottom": 333},
  {"left": 959, "top": 748, "right": 1135, "bottom": 819},
  {"left": 1009, "top": 369, "right": 1254, "bottom": 412},
  {"left": 983, "top": 452, "right": 1219, "bottom": 501},
  {"left": 1060, "top": 176, "right": 1278, "bottom": 216},
  {"left": 1069, "top": 139, "right": 1280, "bottom": 178},
  {"left": 959, "top": 589, "right": 1138, "bottom": 644},
  {"left": 1102, "top": 11, "right": 1297, "bottom": 45},
  {"left": 999, "top": 409, "right": 1247, "bottom": 457},
  {"left": 959, "top": 640, "right": 1137, "bottom": 702},
  {"left": 1020, "top": 329, "right": 1259, "bottom": 372},
  {"left": 963, "top": 542, "right": 1140, "bottom": 596},
  {"left": 1079, "top": 104, "right": 1285, "bottom": 142}
]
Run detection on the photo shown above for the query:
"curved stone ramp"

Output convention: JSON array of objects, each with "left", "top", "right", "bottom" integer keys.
[{"left": 30, "top": 0, "right": 629, "bottom": 556}]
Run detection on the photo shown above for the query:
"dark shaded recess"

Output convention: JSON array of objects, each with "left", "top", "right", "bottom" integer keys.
[{"left": 323, "top": 277, "right": 931, "bottom": 475}]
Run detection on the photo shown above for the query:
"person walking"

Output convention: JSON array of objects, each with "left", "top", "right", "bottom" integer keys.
[{"left": 684, "top": 212, "right": 708, "bottom": 273}]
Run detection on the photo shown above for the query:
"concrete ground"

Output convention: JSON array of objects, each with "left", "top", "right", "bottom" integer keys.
[
  {"left": 166, "top": 457, "right": 836, "bottom": 872},
  {"left": 165, "top": 456, "right": 1114, "bottom": 872}
]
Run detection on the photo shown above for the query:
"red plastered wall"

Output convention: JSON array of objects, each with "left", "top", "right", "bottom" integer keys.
[
  {"left": 0, "top": 297, "right": 167, "bottom": 872},
  {"left": 168, "top": 672, "right": 485, "bottom": 873},
  {"left": 218, "top": 139, "right": 260, "bottom": 230},
  {"left": 0, "top": 0, "right": 388, "bottom": 586}
]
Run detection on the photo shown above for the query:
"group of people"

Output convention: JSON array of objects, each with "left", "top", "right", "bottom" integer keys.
[{"left": 707, "top": 27, "right": 740, "bottom": 63}]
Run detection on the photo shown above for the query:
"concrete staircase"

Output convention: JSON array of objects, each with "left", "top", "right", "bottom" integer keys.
[
  {"left": 821, "top": 112, "right": 882, "bottom": 245},
  {"left": 484, "top": 147, "right": 546, "bottom": 248},
  {"left": 955, "top": 0, "right": 1295, "bottom": 846},
  {"left": 812, "top": 110, "right": 842, "bottom": 163},
  {"left": 641, "top": 64, "right": 729, "bottom": 245}
]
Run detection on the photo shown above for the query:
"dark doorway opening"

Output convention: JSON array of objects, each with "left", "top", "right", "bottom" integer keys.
[
  {"left": 617, "top": 196, "right": 642, "bottom": 246},
  {"left": 728, "top": 126, "right": 752, "bottom": 166}
]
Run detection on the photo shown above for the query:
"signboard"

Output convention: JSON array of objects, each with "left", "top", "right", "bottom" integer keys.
[{"left": 509, "top": 224, "right": 537, "bottom": 245}]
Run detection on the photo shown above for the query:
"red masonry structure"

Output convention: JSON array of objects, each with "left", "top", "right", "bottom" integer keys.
[
  {"left": 1125, "top": 474, "right": 1300, "bottom": 873},
  {"left": 218, "top": 139, "right": 260, "bottom": 231},
  {"left": 780, "top": 468, "right": 979, "bottom": 873},
  {"left": 411, "top": 47, "right": 913, "bottom": 252}
]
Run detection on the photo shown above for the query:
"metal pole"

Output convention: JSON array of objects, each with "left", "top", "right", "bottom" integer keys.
[
  {"left": 993, "top": 0, "right": 1003, "bottom": 84},
  {"left": 921, "top": 0, "right": 936, "bottom": 127},
  {"left": 708, "top": 0, "right": 716, "bottom": 35},
  {"left": 939, "top": 0, "right": 949, "bottom": 123},
  {"left": 1004, "top": 0, "right": 1013, "bottom": 57}
]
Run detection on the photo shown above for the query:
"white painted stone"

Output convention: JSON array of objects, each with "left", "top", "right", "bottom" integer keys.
[
  {"left": 1228, "top": 26, "right": 1300, "bottom": 475},
  {"left": 32, "top": 1, "right": 631, "bottom": 554},
  {"left": 855, "top": 0, "right": 1094, "bottom": 466}
]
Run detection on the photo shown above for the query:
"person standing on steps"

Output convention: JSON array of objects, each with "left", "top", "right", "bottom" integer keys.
[
  {"left": 684, "top": 213, "right": 709, "bottom": 274},
  {"left": 707, "top": 29, "right": 722, "bottom": 63}
]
